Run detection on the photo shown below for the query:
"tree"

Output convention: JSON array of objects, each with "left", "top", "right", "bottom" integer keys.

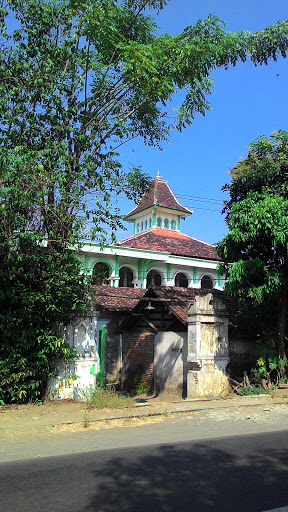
[
  {"left": 1, "top": 0, "right": 288, "bottom": 244},
  {"left": 1, "top": 0, "right": 288, "bottom": 401},
  {"left": 217, "top": 130, "right": 288, "bottom": 377}
]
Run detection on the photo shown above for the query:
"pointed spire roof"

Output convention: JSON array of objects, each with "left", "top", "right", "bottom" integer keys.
[{"left": 124, "top": 174, "right": 192, "bottom": 220}]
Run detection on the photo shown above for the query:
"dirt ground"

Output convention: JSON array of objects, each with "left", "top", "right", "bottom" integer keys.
[
  {"left": 0, "top": 396, "right": 176, "bottom": 442},
  {"left": 1, "top": 389, "right": 287, "bottom": 442}
]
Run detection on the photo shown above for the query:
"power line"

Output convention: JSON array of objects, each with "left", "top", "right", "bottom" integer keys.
[
  {"left": 86, "top": 193, "right": 223, "bottom": 212},
  {"left": 176, "top": 193, "right": 223, "bottom": 204}
]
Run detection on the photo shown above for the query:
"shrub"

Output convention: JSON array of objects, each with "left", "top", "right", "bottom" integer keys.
[
  {"left": 239, "top": 385, "right": 270, "bottom": 396},
  {"left": 82, "top": 385, "right": 134, "bottom": 410}
]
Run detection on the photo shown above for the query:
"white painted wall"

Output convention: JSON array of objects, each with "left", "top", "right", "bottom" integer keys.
[{"left": 48, "top": 315, "right": 99, "bottom": 400}]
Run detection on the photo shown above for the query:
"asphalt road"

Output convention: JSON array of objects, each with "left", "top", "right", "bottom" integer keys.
[{"left": 1, "top": 430, "right": 288, "bottom": 512}]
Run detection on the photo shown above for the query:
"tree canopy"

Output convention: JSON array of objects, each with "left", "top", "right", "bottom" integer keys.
[
  {"left": 1, "top": 0, "right": 288, "bottom": 244},
  {"left": 217, "top": 130, "right": 288, "bottom": 373}
]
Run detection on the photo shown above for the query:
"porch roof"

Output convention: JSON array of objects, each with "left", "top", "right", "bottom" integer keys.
[{"left": 90, "top": 285, "right": 145, "bottom": 312}]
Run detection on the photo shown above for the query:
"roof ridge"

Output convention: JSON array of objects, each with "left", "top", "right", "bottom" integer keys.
[
  {"left": 149, "top": 228, "right": 215, "bottom": 246},
  {"left": 116, "top": 228, "right": 216, "bottom": 247},
  {"left": 183, "top": 233, "right": 216, "bottom": 247},
  {"left": 115, "top": 227, "right": 155, "bottom": 245},
  {"left": 166, "top": 182, "right": 193, "bottom": 214}
]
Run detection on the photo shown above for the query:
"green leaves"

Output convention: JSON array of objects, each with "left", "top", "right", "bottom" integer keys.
[
  {"left": 0, "top": 244, "right": 87, "bottom": 403},
  {"left": 218, "top": 131, "right": 288, "bottom": 366},
  {"left": 1, "top": 2, "right": 288, "bottom": 246}
]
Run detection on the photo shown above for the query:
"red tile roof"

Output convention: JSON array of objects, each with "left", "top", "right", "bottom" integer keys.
[
  {"left": 115, "top": 228, "right": 219, "bottom": 261},
  {"left": 90, "top": 285, "right": 145, "bottom": 312},
  {"left": 150, "top": 287, "right": 237, "bottom": 323},
  {"left": 124, "top": 175, "right": 192, "bottom": 219},
  {"left": 151, "top": 286, "right": 196, "bottom": 323},
  {"left": 115, "top": 287, "right": 237, "bottom": 331}
]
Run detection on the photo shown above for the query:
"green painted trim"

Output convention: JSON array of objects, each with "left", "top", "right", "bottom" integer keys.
[
  {"left": 115, "top": 255, "right": 120, "bottom": 276},
  {"left": 217, "top": 269, "right": 222, "bottom": 287},
  {"left": 82, "top": 244, "right": 171, "bottom": 257},
  {"left": 96, "top": 325, "right": 106, "bottom": 388},
  {"left": 124, "top": 205, "right": 192, "bottom": 220},
  {"left": 92, "top": 258, "right": 115, "bottom": 273},
  {"left": 144, "top": 259, "right": 156, "bottom": 271},
  {"left": 90, "top": 364, "right": 96, "bottom": 375},
  {"left": 177, "top": 215, "right": 180, "bottom": 231},
  {"left": 167, "top": 263, "right": 172, "bottom": 281},
  {"left": 133, "top": 220, "right": 136, "bottom": 235},
  {"left": 152, "top": 210, "right": 156, "bottom": 227},
  {"left": 143, "top": 260, "right": 149, "bottom": 288},
  {"left": 138, "top": 258, "right": 143, "bottom": 281},
  {"left": 84, "top": 253, "right": 90, "bottom": 272},
  {"left": 143, "top": 259, "right": 156, "bottom": 288},
  {"left": 193, "top": 268, "right": 198, "bottom": 284},
  {"left": 172, "top": 255, "right": 219, "bottom": 265},
  {"left": 81, "top": 245, "right": 219, "bottom": 265}
]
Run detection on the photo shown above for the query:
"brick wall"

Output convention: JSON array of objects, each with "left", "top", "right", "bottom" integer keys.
[{"left": 122, "top": 331, "right": 155, "bottom": 391}]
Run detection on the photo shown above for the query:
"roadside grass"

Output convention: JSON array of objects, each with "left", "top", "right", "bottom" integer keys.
[
  {"left": 239, "top": 385, "right": 270, "bottom": 396},
  {"left": 82, "top": 385, "right": 134, "bottom": 410}
]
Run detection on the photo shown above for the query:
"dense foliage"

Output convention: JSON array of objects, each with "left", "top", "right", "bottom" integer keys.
[
  {"left": 1, "top": 0, "right": 288, "bottom": 243},
  {"left": 0, "top": 245, "right": 87, "bottom": 403},
  {"left": 217, "top": 130, "right": 288, "bottom": 377},
  {"left": 1, "top": 0, "right": 288, "bottom": 401}
]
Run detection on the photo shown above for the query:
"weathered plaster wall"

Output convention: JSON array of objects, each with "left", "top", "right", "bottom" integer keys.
[
  {"left": 99, "top": 312, "right": 123, "bottom": 383},
  {"left": 187, "top": 293, "right": 230, "bottom": 398},
  {"left": 48, "top": 310, "right": 126, "bottom": 399}
]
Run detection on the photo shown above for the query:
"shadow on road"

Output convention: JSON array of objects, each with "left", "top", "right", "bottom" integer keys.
[{"left": 84, "top": 431, "right": 288, "bottom": 512}]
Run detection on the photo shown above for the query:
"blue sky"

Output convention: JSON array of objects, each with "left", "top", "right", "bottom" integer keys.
[{"left": 115, "top": 0, "right": 288, "bottom": 245}]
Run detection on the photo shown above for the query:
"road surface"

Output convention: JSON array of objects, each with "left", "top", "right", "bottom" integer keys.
[{"left": 1, "top": 429, "right": 288, "bottom": 512}]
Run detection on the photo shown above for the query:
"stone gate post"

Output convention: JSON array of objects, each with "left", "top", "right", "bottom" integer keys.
[{"left": 187, "top": 293, "right": 229, "bottom": 398}]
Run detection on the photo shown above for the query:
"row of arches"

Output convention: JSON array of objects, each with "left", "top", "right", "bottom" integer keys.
[
  {"left": 136, "top": 216, "right": 177, "bottom": 233},
  {"left": 92, "top": 263, "right": 214, "bottom": 289}
]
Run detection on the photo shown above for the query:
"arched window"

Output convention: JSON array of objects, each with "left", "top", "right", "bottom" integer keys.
[
  {"left": 146, "top": 269, "right": 162, "bottom": 287},
  {"left": 144, "top": 219, "right": 148, "bottom": 230},
  {"left": 149, "top": 218, "right": 152, "bottom": 228},
  {"left": 157, "top": 216, "right": 162, "bottom": 228},
  {"left": 137, "top": 223, "right": 140, "bottom": 233},
  {"left": 141, "top": 221, "right": 144, "bottom": 231},
  {"left": 119, "top": 266, "right": 134, "bottom": 287},
  {"left": 171, "top": 219, "right": 176, "bottom": 230},
  {"left": 164, "top": 218, "right": 169, "bottom": 229},
  {"left": 201, "top": 275, "right": 213, "bottom": 289},
  {"left": 175, "top": 272, "right": 188, "bottom": 288},
  {"left": 92, "top": 262, "right": 111, "bottom": 285}
]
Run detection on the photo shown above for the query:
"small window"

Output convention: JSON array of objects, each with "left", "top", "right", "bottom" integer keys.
[
  {"left": 201, "top": 275, "right": 213, "bottom": 289},
  {"left": 137, "top": 223, "right": 140, "bottom": 233},
  {"left": 171, "top": 219, "right": 176, "bottom": 230},
  {"left": 92, "top": 262, "right": 111, "bottom": 285},
  {"left": 175, "top": 272, "right": 188, "bottom": 288},
  {"left": 119, "top": 266, "right": 134, "bottom": 287},
  {"left": 147, "top": 270, "right": 162, "bottom": 287},
  {"left": 144, "top": 219, "right": 148, "bottom": 230},
  {"left": 149, "top": 218, "right": 152, "bottom": 228},
  {"left": 141, "top": 221, "right": 144, "bottom": 231},
  {"left": 157, "top": 217, "right": 162, "bottom": 228},
  {"left": 164, "top": 218, "right": 169, "bottom": 229}
]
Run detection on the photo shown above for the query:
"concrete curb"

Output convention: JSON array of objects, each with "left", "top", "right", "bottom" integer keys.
[{"left": 46, "top": 397, "right": 288, "bottom": 428}]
